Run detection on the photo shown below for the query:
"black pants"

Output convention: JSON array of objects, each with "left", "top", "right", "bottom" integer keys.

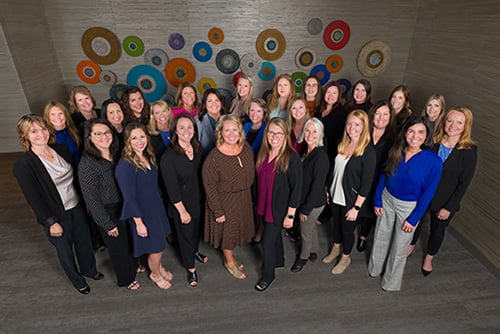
[
  {"left": 332, "top": 203, "right": 358, "bottom": 255},
  {"left": 43, "top": 203, "right": 97, "bottom": 290},
  {"left": 358, "top": 216, "right": 375, "bottom": 238},
  {"left": 174, "top": 216, "right": 201, "bottom": 269},
  {"left": 261, "top": 220, "right": 284, "bottom": 282},
  {"left": 411, "top": 210, "right": 454, "bottom": 256},
  {"left": 98, "top": 218, "right": 137, "bottom": 287}
]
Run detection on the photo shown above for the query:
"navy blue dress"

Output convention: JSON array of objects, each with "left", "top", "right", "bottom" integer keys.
[{"left": 115, "top": 160, "right": 171, "bottom": 257}]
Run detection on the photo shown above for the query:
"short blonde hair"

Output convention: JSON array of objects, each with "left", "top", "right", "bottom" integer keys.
[
  {"left": 16, "top": 114, "right": 54, "bottom": 151},
  {"left": 147, "top": 100, "right": 173, "bottom": 135},
  {"left": 215, "top": 114, "right": 245, "bottom": 147}
]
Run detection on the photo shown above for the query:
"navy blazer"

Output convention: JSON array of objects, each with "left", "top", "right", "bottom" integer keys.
[
  {"left": 13, "top": 144, "right": 76, "bottom": 227},
  {"left": 429, "top": 143, "right": 477, "bottom": 213},
  {"left": 328, "top": 144, "right": 376, "bottom": 215}
]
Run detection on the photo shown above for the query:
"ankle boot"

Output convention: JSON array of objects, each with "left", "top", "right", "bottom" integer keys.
[
  {"left": 322, "top": 246, "right": 341, "bottom": 264},
  {"left": 331, "top": 256, "right": 351, "bottom": 275}
]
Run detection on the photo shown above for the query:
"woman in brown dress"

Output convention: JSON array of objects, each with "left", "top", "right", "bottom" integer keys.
[{"left": 202, "top": 115, "right": 255, "bottom": 279}]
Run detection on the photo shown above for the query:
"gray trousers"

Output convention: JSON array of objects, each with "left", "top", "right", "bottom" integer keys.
[
  {"left": 299, "top": 206, "right": 324, "bottom": 260},
  {"left": 368, "top": 189, "right": 417, "bottom": 291}
]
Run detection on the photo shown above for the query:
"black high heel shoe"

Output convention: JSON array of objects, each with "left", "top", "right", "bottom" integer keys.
[
  {"left": 356, "top": 238, "right": 367, "bottom": 252},
  {"left": 195, "top": 252, "right": 208, "bottom": 263},
  {"left": 422, "top": 268, "right": 432, "bottom": 276},
  {"left": 188, "top": 270, "right": 198, "bottom": 287}
]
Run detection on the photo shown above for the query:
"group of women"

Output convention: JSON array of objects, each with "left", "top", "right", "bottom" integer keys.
[{"left": 14, "top": 72, "right": 477, "bottom": 294}]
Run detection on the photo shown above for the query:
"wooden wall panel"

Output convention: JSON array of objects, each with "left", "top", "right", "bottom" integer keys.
[{"left": 404, "top": 0, "right": 500, "bottom": 268}]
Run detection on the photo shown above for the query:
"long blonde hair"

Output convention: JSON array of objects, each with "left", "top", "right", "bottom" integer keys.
[
  {"left": 16, "top": 114, "right": 54, "bottom": 151},
  {"left": 229, "top": 74, "right": 254, "bottom": 117},
  {"left": 434, "top": 107, "right": 475, "bottom": 149},
  {"left": 121, "top": 123, "right": 157, "bottom": 171},
  {"left": 337, "top": 109, "right": 371, "bottom": 157},
  {"left": 286, "top": 97, "right": 310, "bottom": 131},
  {"left": 43, "top": 101, "right": 81, "bottom": 148},
  {"left": 256, "top": 118, "right": 293, "bottom": 173}
]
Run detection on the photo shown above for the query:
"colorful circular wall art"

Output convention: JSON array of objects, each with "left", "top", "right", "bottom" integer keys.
[
  {"left": 323, "top": 20, "right": 350, "bottom": 51},
  {"left": 309, "top": 64, "right": 330, "bottom": 85},
  {"left": 240, "top": 54, "right": 261, "bottom": 75},
  {"left": 77, "top": 60, "right": 101, "bottom": 84},
  {"left": 109, "top": 83, "right": 128, "bottom": 101},
  {"left": 295, "top": 47, "right": 317, "bottom": 70},
  {"left": 168, "top": 33, "right": 185, "bottom": 50},
  {"left": 357, "top": 40, "right": 392, "bottom": 77},
  {"left": 208, "top": 27, "right": 224, "bottom": 44},
  {"left": 127, "top": 64, "right": 167, "bottom": 102},
  {"left": 232, "top": 71, "right": 245, "bottom": 86},
  {"left": 99, "top": 70, "right": 117, "bottom": 86},
  {"left": 192, "top": 41, "right": 213, "bottom": 62},
  {"left": 256, "top": 29, "right": 286, "bottom": 61},
  {"left": 307, "top": 18, "right": 323, "bottom": 35},
  {"left": 258, "top": 62, "right": 276, "bottom": 81},
  {"left": 123, "top": 35, "right": 144, "bottom": 57},
  {"left": 81, "top": 27, "right": 121, "bottom": 65},
  {"left": 198, "top": 77, "right": 217, "bottom": 95},
  {"left": 325, "top": 54, "right": 343, "bottom": 73},
  {"left": 217, "top": 88, "right": 234, "bottom": 110},
  {"left": 161, "top": 93, "right": 176, "bottom": 106},
  {"left": 165, "top": 58, "right": 196, "bottom": 87},
  {"left": 144, "top": 48, "right": 169, "bottom": 70},
  {"left": 337, "top": 78, "right": 352, "bottom": 99},
  {"left": 291, "top": 72, "right": 307, "bottom": 93},
  {"left": 215, "top": 49, "right": 240, "bottom": 74}
]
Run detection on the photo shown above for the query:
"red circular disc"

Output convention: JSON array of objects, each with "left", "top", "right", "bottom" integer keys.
[{"left": 323, "top": 20, "right": 350, "bottom": 51}]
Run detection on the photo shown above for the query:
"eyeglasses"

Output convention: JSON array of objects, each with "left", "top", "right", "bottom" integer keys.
[
  {"left": 92, "top": 131, "right": 112, "bottom": 138},
  {"left": 268, "top": 131, "right": 284, "bottom": 137}
]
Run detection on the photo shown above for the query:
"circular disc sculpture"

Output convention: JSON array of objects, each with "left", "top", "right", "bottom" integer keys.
[
  {"left": 99, "top": 70, "right": 117, "bottom": 86},
  {"left": 122, "top": 35, "right": 144, "bottom": 57},
  {"left": 165, "top": 57, "right": 196, "bottom": 87},
  {"left": 295, "top": 47, "right": 317, "bottom": 70},
  {"left": 144, "top": 48, "right": 169, "bottom": 70},
  {"left": 127, "top": 64, "right": 167, "bottom": 102},
  {"left": 357, "top": 40, "right": 392, "bottom": 77},
  {"left": 337, "top": 78, "right": 352, "bottom": 99},
  {"left": 291, "top": 71, "right": 307, "bottom": 93},
  {"left": 232, "top": 71, "right": 245, "bottom": 87},
  {"left": 81, "top": 27, "right": 121, "bottom": 65},
  {"left": 307, "top": 18, "right": 323, "bottom": 35},
  {"left": 192, "top": 41, "right": 213, "bottom": 62},
  {"left": 109, "top": 83, "right": 128, "bottom": 101},
  {"left": 215, "top": 49, "right": 240, "bottom": 74},
  {"left": 198, "top": 77, "right": 217, "bottom": 95},
  {"left": 208, "top": 27, "right": 224, "bottom": 44},
  {"left": 258, "top": 61, "right": 276, "bottom": 81},
  {"left": 77, "top": 60, "right": 101, "bottom": 84},
  {"left": 325, "top": 54, "right": 343, "bottom": 73},
  {"left": 256, "top": 28, "right": 286, "bottom": 61},
  {"left": 168, "top": 33, "right": 185, "bottom": 50},
  {"left": 309, "top": 64, "right": 330, "bottom": 85},
  {"left": 240, "top": 53, "right": 261, "bottom": 75},
  {"left": 323, "top": 20, "right": 351, "bottom": 51}
]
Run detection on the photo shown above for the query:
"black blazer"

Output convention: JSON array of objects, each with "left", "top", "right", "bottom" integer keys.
[
  {"left": 13, "top": 144, "right": 76, "bottom": 227},
  {"left": 271, "top": 151, "right": 303, "bottom": 223},
  {"left": 429, "top": 143, "right": 477, "bottom": 213},
  {"left": 328, "top": 144, "right": 376, "bottom": 215},
  {"left": 299, "top": 147, "right": 330, "bottom": 215}
]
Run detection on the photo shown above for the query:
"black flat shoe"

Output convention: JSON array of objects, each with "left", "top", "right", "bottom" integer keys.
[
  {"left": 422, "top": 268, "right": 432, "bottom": 276},
  {"left": 188, "top": 270, "right": 198, "bottom": 287},
  {"left": 195, "top": 252, "right": 208, "bottom": 263},
  {"left": 255, "top": 279, "right": 273, "bottom": 292},
  {"left": 357, "top": 238, "right": 368, "bottom": 252},
  {"left": 291, "top": 258, "right": 308, "bottom": 272},
  {"left": 309, "top": 253, "right": 318, "bottom": 263},
  {"left": 91, "top": 272, "right": 104, "bottom": 280},
  {"left": 78, "top": 285, "right": 91, "bottom": 294}
]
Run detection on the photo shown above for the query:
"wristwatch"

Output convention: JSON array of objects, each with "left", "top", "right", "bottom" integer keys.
[
  {"left": 354, "top": 205, "right": 361, "bottom": 211},
  {"left": 286, "top": 214, "right": 295, "bottom": 219}
]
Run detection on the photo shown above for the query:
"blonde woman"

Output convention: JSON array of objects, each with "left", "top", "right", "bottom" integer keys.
[
  {"left": 115, "top": 123, "right": 172, "bottom": 289},
  {"left": 322, "top": 110, "right": 376, "bottom": 275},
  {"left": 229, "top": 74, "right": 254, "bottom": 121},
  {"left": 147, "top": 100, "right": 173, "bottom": 161}
]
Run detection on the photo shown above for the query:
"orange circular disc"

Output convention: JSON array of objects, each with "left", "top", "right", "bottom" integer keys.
[
  {"left": 76, "top": 59, "right": 101, "bottom": 84},
  {"left": 165, "top": 57, "right": 196, "bottom": 87},
  {"left": 208, "top": 27, "right": 224, "bottom": 44},
  {"left": 325, "top": 54, "right": 343, "bottom": 73}
]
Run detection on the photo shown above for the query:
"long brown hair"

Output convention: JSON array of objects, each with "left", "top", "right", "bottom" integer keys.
[
  {"left": 68, "top": 85, "right": 96, "bottom": 113},
  {"left": 256, "top": 118, "right": 293, "bottom": 173},
  {"left": 267, "top": 73, "right": 296, "bottom": 111},
  {"left": 434, "top": 107, "right": 475, "bottom": 149},
  {"left": 121, "top": 122, "right": 157, "bottom": 171},
  {"left": 43, "top": 101, "right": 81, "bottom": 147}
]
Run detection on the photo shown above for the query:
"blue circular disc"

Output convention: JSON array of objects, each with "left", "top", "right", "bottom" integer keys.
[
  {"left": 126, "top": 64, "right": 167, "bottom": 102},
  {"left": 192, "top": 41, "right": 213, "bottom": 62},
  {"left": 337, "top": 78, "right": 352, "bottom": 99},
  {"left": 309, "top": 64, "right": 330, "bottom": 85},
  {"left": 258, "top": 61, "right": 276, "bottom": 81}
]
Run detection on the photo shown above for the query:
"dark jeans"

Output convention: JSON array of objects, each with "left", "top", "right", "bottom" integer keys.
[
  {"left": 261, "top": 220, "right": 284, "bottom": 282},
  {"left": 332, "top": 203, "right": 358, "bottom": 255},
  {"left": 43, "top": 203, "right": 97, "bottom": 289},
  {"left": 411, "top": 210, "right": 454, "bottom": 255}
]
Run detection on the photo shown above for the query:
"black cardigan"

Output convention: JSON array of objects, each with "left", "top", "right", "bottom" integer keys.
[
  {"left": 270, "top": 151, "right": 303, "bottom": 223},
  {"left": 299, "top": 147, "right": 330, "bottom": 215},
  {"left": 429, "top": 143, "right": 477, "bottom": 213},
  {"left": 13, "top": 144, "right": 77, "bottom": 227},
  {"left": 328, "top": 144, "right": 376, "bottom": 215}
]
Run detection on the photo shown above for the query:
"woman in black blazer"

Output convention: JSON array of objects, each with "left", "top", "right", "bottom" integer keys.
[
  {"left": 13, "top": 115, "right": 102, "bottom": 294},
  {"left": 322, "top": 110, "right": 376, "bottom": 275},
  {"left": 410, "top": 107, "right": 477, "bottom": 275}
]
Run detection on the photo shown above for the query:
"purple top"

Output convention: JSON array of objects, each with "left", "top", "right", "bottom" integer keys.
[{"left": 256, "top": 155, "right": 276, "bottom": 223}]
